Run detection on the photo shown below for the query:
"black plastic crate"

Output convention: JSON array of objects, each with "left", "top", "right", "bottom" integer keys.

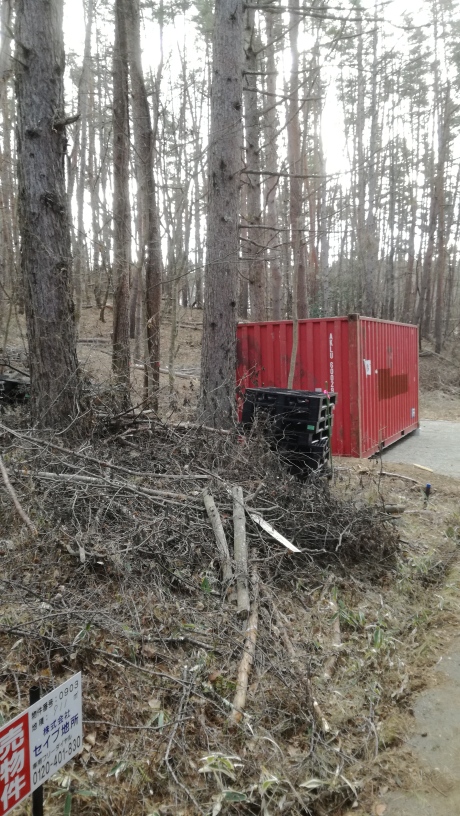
[
  {"left": 242, "top": 387, "right": 336, "bottom": 433},
  {"left": 242, "top": 387, "right": 335, "bottom": 433},
  {"left": 271, "top": 425, "right": 328, "bottom": 451},
  {"left": 241, "top": 386, "right": 334, "bottom": 477},
  {"left": 281, "top": 444, "right": 330, "bottom": 478},
  {"left": 0, "top": 375, "right": 30, "bottom": 404}
]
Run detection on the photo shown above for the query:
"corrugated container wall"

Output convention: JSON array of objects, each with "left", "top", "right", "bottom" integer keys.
[{"left": 236, "top": 315, "right": 419, "bottom": 458}]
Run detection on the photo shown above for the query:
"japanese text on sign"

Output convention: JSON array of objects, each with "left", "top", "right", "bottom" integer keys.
[
  {"left": 0, "top": 713, "right": 31, "bottom": 816},
  {"left": 0, "top": 673, "right": 82, "bottom": 816},
  {"left": 29, "top": 672, "right": 82, "bottom": 791}
]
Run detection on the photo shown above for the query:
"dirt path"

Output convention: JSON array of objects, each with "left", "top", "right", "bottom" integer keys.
[
  {"left": 384, "top": 633, "right": 460, "bottom": 814},
  {"left": 376, "top": 555, "right": 460, "bottom": 816},
  {"left": 380, "top": 420, "right": 460, "bottom": 477},
  {"left": 375, "top": 403, "right": 460, "bottom": 813}
]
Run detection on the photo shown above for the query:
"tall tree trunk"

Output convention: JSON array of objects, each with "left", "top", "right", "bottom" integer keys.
[
  {"left": 93, "top": 28, "right": 112, "bottom": 311},
  {"left": 287, "top": 0, "right": 307, "bottom": 322},
  {"left": 434, "top": 85, "right": 450, "bottom": 354},
  {"left": 126, "top": 0, "right": 163, "bottom": 406},
  {"left": 243, "top": 6, "right": 265, "bottom": 320},
  {"left": 184, "top": 41, "right": 208, "bottom": 309},
  {"left": 200, "top": 0, "right": 243, "bottom": 427},
  {"left": 264, "top": 12, "right": 281, "bottom": 320},
  {"left": 112, "top": 0, "right": 131, "bottom": 403},
  {"left": 302, "top": 47, "right": 319, "bottom": 313},
  {"left": 363, "top": 7, "right": 380, "bottom": 316},
  {"left": 15, "top": 0, "right": 81, "bottom": 427},
  {"left": 74, "top": 0, "right": 94, "bottom": 322},
  {"left": 239, "top": 183, "right": 249, "bottom": 319},
  {"left": 0, "top": 0, "right": 15, "bottom": 327},
  {"left": 355, "top": 11, "right": 366, "bottom": 312},
  {"left": 313, "top": 37, "right": 330, "bottom": 315},
  {"left": 418, "top": 170, "right": 437, "bottom": 339},
  {"left": 88, "top": 54, "right": 100, "bottom": 303},
  {"left": 194, "top": 178, "right": 203, "bottom": 307},
  {"left": 384, "top": 139, "right": 396, "bottom": 320},
  {"left": 402, "top": 184, "right": 417, "bottom": 323}
]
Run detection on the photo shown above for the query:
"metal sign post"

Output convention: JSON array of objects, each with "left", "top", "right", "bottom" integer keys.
[{"left": 29, "top": 688, "right": 43, "bottom": 816}]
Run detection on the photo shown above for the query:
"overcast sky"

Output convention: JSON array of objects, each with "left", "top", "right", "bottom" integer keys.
[{"left": 61, "top": 0, "right": 436, "bottom": 179}]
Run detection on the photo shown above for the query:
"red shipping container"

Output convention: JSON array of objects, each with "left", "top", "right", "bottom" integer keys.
[{"left": 236, "top": 315, "right": 419, "bottom": 458}]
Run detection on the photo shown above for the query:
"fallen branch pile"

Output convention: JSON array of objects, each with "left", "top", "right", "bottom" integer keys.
[{"left": 0, "top": 417, "right": 405, "bottom": 815}]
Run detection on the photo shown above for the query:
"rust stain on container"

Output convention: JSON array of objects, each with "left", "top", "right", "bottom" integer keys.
[
  {"left": 377, "top": 370, "right": 409, "bottom": 400},
  {"left": 236, "top": 315, "right": 419, "bottom": 459}
]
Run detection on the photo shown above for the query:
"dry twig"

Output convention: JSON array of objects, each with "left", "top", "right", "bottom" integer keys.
[
  {"left": 202, "top": 488, "right": 233, "bottom": 584},
  {"left": 262, "top": 586, "right": 331, "bottom": 733},
  {"left": 0, "top": 455, "right": 37, "bottom": 535},
  {"left": 323, "top": 594, "right": 342, "bottom": 681}
]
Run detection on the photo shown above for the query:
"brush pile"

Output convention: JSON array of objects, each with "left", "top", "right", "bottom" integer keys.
[{"left": 0, "top": 415, "right": 413, "bottom": 815}]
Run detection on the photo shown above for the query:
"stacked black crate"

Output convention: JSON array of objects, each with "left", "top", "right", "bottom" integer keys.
[
  {"left": 0, "top": 375, "right": 30, "bottom": 404},
  {"left": 241, "top": 387, "right": 336, "bottom": 477}
]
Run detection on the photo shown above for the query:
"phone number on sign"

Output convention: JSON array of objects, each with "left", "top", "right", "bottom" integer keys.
[{"left": 32, "top": 736, "right": 81, "bottom": 787}]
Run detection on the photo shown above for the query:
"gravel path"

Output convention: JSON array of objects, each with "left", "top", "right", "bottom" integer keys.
[
  {"left": 374, "top": 417, "right": 460, "bottom": 813},
  {"left": 384, "top": 639, "right": 460, "bottom": 815},
  {"left": 379, "top": 420, "right": 460, "bottom": 478}
]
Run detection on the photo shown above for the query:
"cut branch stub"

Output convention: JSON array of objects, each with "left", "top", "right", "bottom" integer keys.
[
  {"left": 230, "top": 565, "right": 259, "bottom": 724},
  {"left": 232, "top": 485, "right": 250, "bottom": 618},
  {"left": 202, "top": 488, "right": 233, "bottom": 585}
]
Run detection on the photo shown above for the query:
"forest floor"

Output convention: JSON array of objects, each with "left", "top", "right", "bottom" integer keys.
[{"left": 1, "top": 308, "right": 460, "bottom": 816}]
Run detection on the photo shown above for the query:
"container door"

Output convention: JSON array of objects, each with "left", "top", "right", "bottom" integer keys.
[
  {"left": 359, "top": 320, "right": 381, "bottom": 455},
  {"left": 359, "top": 318, "right": 419, "bottom": 457}
]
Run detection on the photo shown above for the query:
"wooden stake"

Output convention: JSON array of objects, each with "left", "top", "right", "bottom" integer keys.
[
  {"left": 202, "top": 489, "right": 232, "bottom": 584},
  {"left": 232, "top": 485, "right": 250, "bottom": 618},
  {"left": 230, "top": 566, "right": 259, "bottom": 724}
]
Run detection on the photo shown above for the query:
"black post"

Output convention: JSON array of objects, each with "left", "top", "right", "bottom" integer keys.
[{"left": 29, "top": 687, "right": 44, "bottom": 816}]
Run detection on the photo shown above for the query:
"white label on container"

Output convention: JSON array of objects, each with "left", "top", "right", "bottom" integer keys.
[
  {"left": 329, "top": 333, "right": 335, "bottom": 393},
  {"left": 363, "top": 359, "right": 372, "bottom": 376}
]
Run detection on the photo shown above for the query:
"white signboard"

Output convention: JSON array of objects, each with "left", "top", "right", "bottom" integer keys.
[
  {"left": 29, "top": 672, "right": 82, "bottom": 791},
  {"left": 0, "top": 673, "right": 82, "bottom": 816}
]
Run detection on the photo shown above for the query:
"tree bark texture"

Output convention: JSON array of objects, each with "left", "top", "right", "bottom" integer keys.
[
  {"left": 15, "top": 0, "right": 81, "bottom": 428},
  {"left": 434, "top": 85, "right": 450, "bottom": 354},
  {"left": 362, "top": 8, "right": 379, "bottom": 316},
  {"left": 264, "top": 11, "right": 282, "bottom": 320},
  {"left": 0, "top": 0, "right": 14, "bottom": 328},
  {"left": 200, "top": 0, "right": 243, "bottom": 427},
  {"left": 287, "top": 1, "right": 307, "bottom": 321},
  {"left": 112, "top": 0, "right": 131, "bottom": 403},
  {"left": 417, "top": 168, "right": 437, "bottom": 337},
  {"left": 355, "top": 12, "right": 366, "bottom": 312},
  {"left": 74, "top": 0, "right": 94, "bottom": 322},
  {"left": 243, "top": 6, "right": 265, "bottom": 321}
]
